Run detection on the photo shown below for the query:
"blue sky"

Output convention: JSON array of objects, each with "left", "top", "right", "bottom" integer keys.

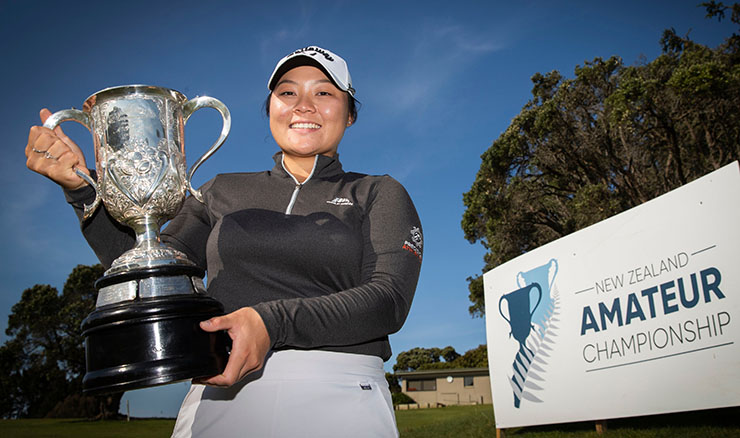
[{"left": 0, "top": 0, "right": 734, "bottom": 418}]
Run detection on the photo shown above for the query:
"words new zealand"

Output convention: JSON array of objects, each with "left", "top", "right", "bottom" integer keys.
[{"left": 579, "top": 264, "right": 729, "bottom": 364}]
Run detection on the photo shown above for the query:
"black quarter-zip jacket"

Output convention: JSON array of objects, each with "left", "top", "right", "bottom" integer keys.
[{"left": 65, "top": 153, "right": 423, "bottom": 361}]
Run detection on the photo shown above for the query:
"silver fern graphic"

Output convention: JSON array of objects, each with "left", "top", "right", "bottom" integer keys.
[{"left": 508, "top": 283, "right": 561, "bottom": 407}]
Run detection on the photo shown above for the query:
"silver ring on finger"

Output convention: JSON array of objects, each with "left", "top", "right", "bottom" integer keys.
[
  {"left": 44, "top": 151, "right": 58, "bottom": 160},
  {"left": 32, "top": 147, "right": 48, "bottom": 154}
]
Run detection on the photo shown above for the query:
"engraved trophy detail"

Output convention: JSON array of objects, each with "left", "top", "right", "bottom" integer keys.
[{"left": 44, "top": 85, "right": 231, "bottom": 393}]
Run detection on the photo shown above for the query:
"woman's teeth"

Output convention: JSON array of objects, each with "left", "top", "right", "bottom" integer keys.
[{"left": 290, "top": 122, "right": 321, "bottom": 129}]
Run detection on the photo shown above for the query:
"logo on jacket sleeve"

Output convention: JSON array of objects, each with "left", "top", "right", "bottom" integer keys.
[{"left": 402, "top": 226, "right": 423, "bottom": 261}]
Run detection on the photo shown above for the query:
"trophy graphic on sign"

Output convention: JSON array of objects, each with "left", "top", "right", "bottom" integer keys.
[
  {"left": 499, "top": 283, "right": 542, "bottom": 358},
  {"left": 499, "top": 258, "right": 559, "bottom": 408}
]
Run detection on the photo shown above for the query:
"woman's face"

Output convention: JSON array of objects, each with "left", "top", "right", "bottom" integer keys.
[{"left": 269, "top": 65, "right": 352, "bottom": 160}]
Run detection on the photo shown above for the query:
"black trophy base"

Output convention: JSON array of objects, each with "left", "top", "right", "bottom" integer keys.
[{"left": 81, "top": 266, "right": 230, "bottom": 394}]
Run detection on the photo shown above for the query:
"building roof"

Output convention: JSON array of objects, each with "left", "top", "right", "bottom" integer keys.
[{"left": 395, "top": 367, "right": 489, "bottom": 379}]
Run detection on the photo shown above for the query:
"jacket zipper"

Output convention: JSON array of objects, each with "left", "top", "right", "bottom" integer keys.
[{"left": 282, "top": 155, "right": 319, "bottom": 215}]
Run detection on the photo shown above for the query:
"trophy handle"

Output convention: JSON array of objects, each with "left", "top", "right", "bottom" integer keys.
[
  {"left": 182, "top": 96, "right": 231, "bottom": 203},
  {"left": 529, "top": 283, "right": 542, "bottom": 317},
  {"left": 498, "top": 295, "right": 511, "bottom": 324},
  {"left": 43, "top": 109, "right": 102, "bottom": 220}
]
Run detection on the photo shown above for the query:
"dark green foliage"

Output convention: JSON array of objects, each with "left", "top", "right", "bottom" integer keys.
[
  {"left": 703, "top": 1, "right": 740, "bottom": 48},
  {"left": 386, "top": 372, "right": 401, "bottom": 393},
  {"left": 1, "top": 264, "right": 122, "bottom": 419},
  {"left": 392, "top": 392, "right": 417, "bottom": 406},
  {"left": 46, "top": 393, "right": 100, "bottom": 419},
  {"left": 416, "top": 344, "right": 488, "bottom": 370},
  {"left": 450, "top": 344, "right": 488, "bottom": 369},
  {"left": 440, "top": 346, "right": 460, "bottom": 363},
  {"left": 393, "top": 347, "right": 454, "bottom": 373},
  {"left": 462, "top": 5, "right": 740, "bottom": 316},
  {"left": 393, "top": 345, "right": 488, "bottom": 373}
]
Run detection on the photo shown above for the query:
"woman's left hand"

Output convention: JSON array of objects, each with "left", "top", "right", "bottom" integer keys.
[{"left": 196, "top": 307, "right": 271, "bottom": 387}]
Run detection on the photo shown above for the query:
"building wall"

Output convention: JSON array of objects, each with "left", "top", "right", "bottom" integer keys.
[{"left": 403, "top": 374, "right": 492, "bottom": 406}]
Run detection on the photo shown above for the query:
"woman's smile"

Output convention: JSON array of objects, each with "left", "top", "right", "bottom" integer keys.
[{"left": 289, "top": 121, "right": 322, "bottom": 130}]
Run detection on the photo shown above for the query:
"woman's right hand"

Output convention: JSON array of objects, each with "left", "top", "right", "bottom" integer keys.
[
  {"left": 25, "top": 108, "right": 90, "bottom": 190},
  {"left": 196, "top": 307, "right": 271, "bottom": 387}
]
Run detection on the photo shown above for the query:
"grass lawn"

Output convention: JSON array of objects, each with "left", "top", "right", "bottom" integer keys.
[
  {"left": 0, "top": 418, "right": 176, "bottom": 438},
  {"left": 395, "top": 404, "right": 740, "bottom": 438},
  {"left": 396, "top": 404, "right": 496, "bottom": 437},
  {"left": 1, "top": 405, "right": 738, "bottom": 437}
]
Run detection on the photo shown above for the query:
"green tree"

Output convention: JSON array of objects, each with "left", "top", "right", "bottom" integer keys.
[
  {"left": 461, "top": 5, "right": 740, "bottom": 316},
  {"left": 385, "top": 372, "right": 401, "bottom": 393},
  {"left": 452, "top": 344, "right": 488, "bottom": 369},
  {"left": 702, "top": 1, "right": 740, "bottom": 44},
  {"left": 391, "top": 392, "right": 416, "bottom": 406},
  {"left": 440, "top": 345, "right": 461, "bottom": 363},
  {"left": 393, "top": 347, "right": 451, "bottom": 373},
  {"left": 0, "top": 264, "right": 122, "bottom": 419},
  {"left": 392, "top": 345, "right": 487, "bottom": 372},
  {"left": 3, "top": 284, "right": 74, "bottom": 418},
  {"left": 416, "top": 344, "right": 488, "bottom": 370}
]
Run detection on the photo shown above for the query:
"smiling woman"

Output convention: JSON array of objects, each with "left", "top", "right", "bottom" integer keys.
[
  {"left": 268, "top": 66, "right": 353, "bottom": 180},
  {"left": 24, "top": 45, "right": 423, "bottom": 438}
]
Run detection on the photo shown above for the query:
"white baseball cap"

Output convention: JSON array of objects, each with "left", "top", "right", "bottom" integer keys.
[{"left": 268, "top": 46, "right": 355, "bottom": 96}]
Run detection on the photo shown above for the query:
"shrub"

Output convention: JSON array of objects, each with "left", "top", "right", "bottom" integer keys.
[{"left": 392, "top": 392, "right": 416, "bottom": 406}]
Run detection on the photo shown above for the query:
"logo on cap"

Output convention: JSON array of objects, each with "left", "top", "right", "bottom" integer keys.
[{"left": 292, "top": 46, "right": 335, "bottom": 62}]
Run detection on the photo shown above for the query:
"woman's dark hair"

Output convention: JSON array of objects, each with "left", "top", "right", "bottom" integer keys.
[{"left": 263, "top": 92, "right": 360, "bottom": 125}]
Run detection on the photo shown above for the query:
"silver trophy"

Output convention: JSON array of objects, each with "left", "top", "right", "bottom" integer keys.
[{"left": 44, "top": 85, "right": 231, "bottom": 393}]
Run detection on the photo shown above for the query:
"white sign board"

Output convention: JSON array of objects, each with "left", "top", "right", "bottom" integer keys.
[{"left": 484, "top": 162, "right": 740, "bottom": 428}]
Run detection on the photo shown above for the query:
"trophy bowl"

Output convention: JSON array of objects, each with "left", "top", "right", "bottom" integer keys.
[{"left": 45, "top": 85, "right": 232, "bottom": 394}]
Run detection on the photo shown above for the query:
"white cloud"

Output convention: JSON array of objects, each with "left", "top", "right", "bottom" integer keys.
[{"left": 380, "top": 20, "right": 506, "bottom": 113}]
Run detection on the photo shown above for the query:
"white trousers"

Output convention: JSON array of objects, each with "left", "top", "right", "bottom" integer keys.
[{"left": 171, "top": 350, "right": 398, "bottom": 438}]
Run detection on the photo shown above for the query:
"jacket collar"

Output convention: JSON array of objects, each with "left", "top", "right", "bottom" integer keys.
[{"left": 271, "top": 152, "right": 344, "bottom": 181}]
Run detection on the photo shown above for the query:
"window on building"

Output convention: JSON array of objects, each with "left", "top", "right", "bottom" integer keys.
[
  {"left": 407, "top": 379, "right": 437, "bottom": 391},
  {"left": 464, "top": 376, "right": 474, "bottom": 387}
]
